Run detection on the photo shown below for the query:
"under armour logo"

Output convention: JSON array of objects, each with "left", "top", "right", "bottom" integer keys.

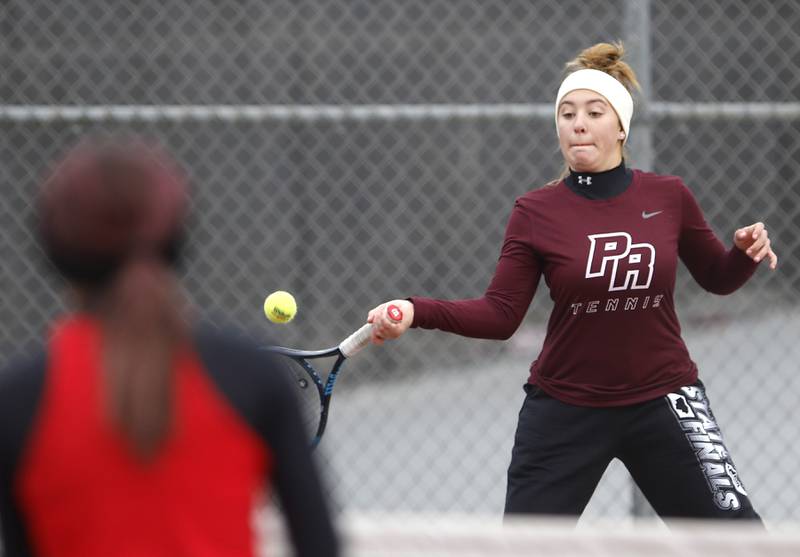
[{"left": 577, "top": 176, "right": 592, "bottom": 185}]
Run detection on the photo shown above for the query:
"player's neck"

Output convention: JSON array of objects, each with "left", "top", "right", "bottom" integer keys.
[{"left": 565, "top": 160, "right": 632, "bottom": 200}]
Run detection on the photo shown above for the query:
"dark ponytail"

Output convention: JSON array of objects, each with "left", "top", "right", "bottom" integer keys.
[{"left": 101, "top": 257, "right": 186, "bottom": 458}]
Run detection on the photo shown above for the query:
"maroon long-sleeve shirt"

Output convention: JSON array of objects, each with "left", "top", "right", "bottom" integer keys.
[{"left": 410, "top": 169, "right": 757, "bottom": 406}]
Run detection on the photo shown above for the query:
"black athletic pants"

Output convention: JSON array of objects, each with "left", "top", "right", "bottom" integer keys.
[{"left": 504, "top": 380, "right": 761, "bottom": 521}]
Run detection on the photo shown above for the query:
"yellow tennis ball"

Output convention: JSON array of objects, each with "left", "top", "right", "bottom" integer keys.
[{"left": 264, "top": 291, "right": 297, "bottom": 324}]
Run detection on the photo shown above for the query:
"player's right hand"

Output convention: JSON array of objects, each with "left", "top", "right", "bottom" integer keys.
[{"left": 367, "top": 299, "right": 414, "bottom": 345}]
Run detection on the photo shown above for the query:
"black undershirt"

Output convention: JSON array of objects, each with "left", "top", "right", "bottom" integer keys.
[{"left": 564, "top": 161, "right": 633, "bottom": 200}]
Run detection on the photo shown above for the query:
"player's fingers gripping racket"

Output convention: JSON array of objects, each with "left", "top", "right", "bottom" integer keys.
[{"left": 265, "top": 304, "right": 403, "bottom": 448}]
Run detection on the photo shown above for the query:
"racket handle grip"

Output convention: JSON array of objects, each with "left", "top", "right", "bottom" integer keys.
[
  {"left": 340, "top": 304, "right": 404, "bottom": 358},
  {"left": 339, "top": 323, "right": 373, "bottom": 358}
]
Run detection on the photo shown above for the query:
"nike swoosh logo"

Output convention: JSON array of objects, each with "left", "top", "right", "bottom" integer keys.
[{"left": 642, "top": 210, "right": 663, "bottom": 219}]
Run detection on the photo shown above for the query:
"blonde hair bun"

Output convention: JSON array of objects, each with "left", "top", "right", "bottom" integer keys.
[{"left": 564, "top": 41, "right": 640, "bottom": 95}]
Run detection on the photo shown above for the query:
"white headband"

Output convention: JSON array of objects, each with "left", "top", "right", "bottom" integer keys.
[{"left": 555, "top": 69, "right": 634, "bottom": 144}]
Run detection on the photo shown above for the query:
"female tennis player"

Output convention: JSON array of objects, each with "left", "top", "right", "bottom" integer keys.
[
  {"left": 0, "top": 140, "right": 339, "bottom": 556},
  {"left": 368, "top": 42, "right": 776, "bottom": 521}
]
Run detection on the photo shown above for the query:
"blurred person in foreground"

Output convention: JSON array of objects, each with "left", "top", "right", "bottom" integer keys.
[
  {"left": 0, "top": 139, "right": 338, "bottom": 556},
  {"left": 368, "top": 42, "right": 777, "bottom": 522}
]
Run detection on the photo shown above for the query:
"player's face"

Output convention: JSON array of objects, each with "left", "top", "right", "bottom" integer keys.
[{"left": 557, "top": 89, "right": 624, "bottom": 173}]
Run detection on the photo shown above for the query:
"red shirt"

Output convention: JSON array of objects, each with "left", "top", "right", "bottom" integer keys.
[
  {"left": 411, "top": 170, "right": 757, "bottom": 406},
  {"left": 17, "top": 317, "right": 269, "bottom": 557}
]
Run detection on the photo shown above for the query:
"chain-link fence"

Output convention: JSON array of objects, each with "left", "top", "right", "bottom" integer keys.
[{"left": 1, "top": 0, "right": 799, "bottom": 524}]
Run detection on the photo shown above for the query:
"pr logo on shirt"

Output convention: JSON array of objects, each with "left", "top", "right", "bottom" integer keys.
[{"left": 586, "top": 232, "right": 655, "bottom": 291}]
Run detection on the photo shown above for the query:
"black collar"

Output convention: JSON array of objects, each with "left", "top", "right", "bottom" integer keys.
[{"left": 565, "top": 161, "right": 632, "bottom": 200}]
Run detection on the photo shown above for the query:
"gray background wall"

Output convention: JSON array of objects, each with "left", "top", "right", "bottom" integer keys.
[{"left": 1, "top": 0, "right": 798, "bottom": 523}]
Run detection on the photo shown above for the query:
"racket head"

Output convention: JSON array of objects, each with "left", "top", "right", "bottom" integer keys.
[
  {"left": 262, "top": 320, "right": 379, "bottom": 447},
  {"left": 264, "top": 346, "right": 347, "bottom": 448},
  {"left": 279, "top": 356, "right": 326, "bottom": 443}
]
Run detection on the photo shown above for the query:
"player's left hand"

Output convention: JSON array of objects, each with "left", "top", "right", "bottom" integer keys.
[{"left": 734, "top": 222, "right": 777, "bottom": 270}]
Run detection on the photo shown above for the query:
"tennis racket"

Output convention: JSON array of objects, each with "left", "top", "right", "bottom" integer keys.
[{"left": 264, "top": 304, "right": 403, "bottom": 448}]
